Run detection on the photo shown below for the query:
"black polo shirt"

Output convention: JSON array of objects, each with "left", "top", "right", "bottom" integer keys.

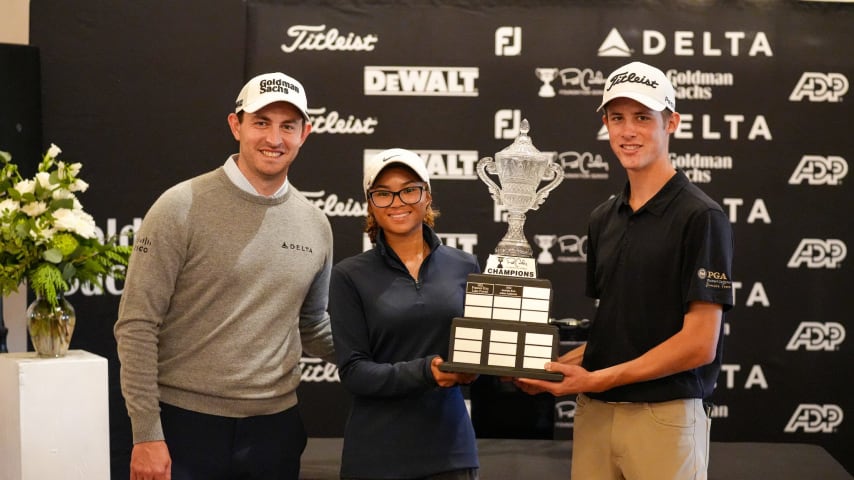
[{"left": 583, "top": 170, "right": 734, "bottom": 402}]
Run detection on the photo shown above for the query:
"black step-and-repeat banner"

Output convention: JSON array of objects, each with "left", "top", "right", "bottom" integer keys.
[
  {"left": 243, "top": 0, "right": 852, "bottom": 470},
  {"left": 27, "top": 0, "right": 852, "bottom": 476}
]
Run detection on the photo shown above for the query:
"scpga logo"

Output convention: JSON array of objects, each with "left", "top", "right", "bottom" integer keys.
[
  {"left": 555, "top": 400, "right": 577, "bottom": 428},
  {"left": 786, "top": 322, "right": 846, "bottom": 351},
  {"left": 787, "top": 239, "right": 846, "bottom": 269},
  {"left": 789, "top": 73, "right": 848, "bottom": 102},
  {"left": 784, "top": 404, "right": 843, "bottom": 433},
  {"left": 788, "top": 155, "right": 848, "bottom": 185}
]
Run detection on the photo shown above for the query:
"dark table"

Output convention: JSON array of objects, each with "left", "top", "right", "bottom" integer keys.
[{"left": 300, "top": 438, "right": 853, "bottom": 479}]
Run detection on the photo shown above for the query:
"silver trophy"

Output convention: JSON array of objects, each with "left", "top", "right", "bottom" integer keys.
[
  {"left": 439, "top": 118, "right": 565, "bottom": 381},
  {"left": 477, "top": 119, "right": 563, "bottom": 259}
]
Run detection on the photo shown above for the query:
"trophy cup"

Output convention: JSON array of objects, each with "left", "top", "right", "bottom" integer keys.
[
  {"left": 535, "top": 68, "right": 559, "bottom": 98},
  {"left": 440, "top": 119, "right": 565, "bottom": 381},
  {"left": 534, "top": 234, "right": 558, "bottom": 265}
]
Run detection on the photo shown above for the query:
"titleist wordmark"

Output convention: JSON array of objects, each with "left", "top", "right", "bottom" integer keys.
[
  {"left": 301, "top": 190, "right": 368, "bottom": 217},
  {"left": 307, "top": 107, "right": 378, "bottom": 134},
  {"left": 281, "top": 25, "right": 378, "bottom": 53},
  {"left": 607, "top": 71, "right": 659, "bottom": 91}
]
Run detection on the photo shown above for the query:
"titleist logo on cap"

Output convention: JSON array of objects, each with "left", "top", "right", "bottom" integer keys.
[
  {"left": 597, "top": 61, "right": 675, "bottom": 112},
  {"left": 606, "top": 71, "right": 660, "bottom": 91}
]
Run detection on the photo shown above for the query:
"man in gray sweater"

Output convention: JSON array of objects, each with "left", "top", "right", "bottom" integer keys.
[{"left": 115, "top": 72, "right": 336, "bottom": 480}]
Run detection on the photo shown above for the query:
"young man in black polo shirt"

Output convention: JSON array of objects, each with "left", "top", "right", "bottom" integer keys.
[{"left": 516, "top": 61, "right": 734, "bottom": 479}]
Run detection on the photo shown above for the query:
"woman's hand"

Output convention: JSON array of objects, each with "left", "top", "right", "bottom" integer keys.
[{"left": 430, "top": 356, "right": 478, "bottom": 387}]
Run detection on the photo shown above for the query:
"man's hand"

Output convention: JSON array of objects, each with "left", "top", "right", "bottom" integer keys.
[
  {"left": 130, "top": 440, "right": 172, "bottom": 480},
  {"left": 431, "top": 356, "right": 478, "bottom": 387},
  {"left": 514, "top": 362, "right": 598, "bottom": 397}
]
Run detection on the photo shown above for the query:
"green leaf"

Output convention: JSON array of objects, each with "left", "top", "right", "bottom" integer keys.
[
  {"left": 61, "top": 262, "right": 77, "bottom": 282},
  {"left": 43, "top": 248, "right": 63, "bottom": 263},
  {"left": 50, "top": 198, "right": 74, "bottom": 210}
]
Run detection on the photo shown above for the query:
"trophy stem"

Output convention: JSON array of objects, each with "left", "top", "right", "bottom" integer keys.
[{"left": 495, "top": 212, "right": 533, "bottom": 257}]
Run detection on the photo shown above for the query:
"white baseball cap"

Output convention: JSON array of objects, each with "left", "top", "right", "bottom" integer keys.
[
  {"left": 363, "top": 148, "right": 431, "bottom": 198},
  {"left": 234, "top": 72, "right": 310, "bottom": 122},
  {"left": 597, "top": 61, "right": 676, "bottom": 112}
]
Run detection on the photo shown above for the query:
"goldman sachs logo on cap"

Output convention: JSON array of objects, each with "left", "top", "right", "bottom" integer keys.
[{"left": 259, "top": 77, "right": 300, "bottom": 95}]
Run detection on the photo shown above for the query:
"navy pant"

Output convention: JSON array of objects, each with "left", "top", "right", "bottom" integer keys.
[{"left": 160, "top": 402, "right": 307, "bottom": 480}]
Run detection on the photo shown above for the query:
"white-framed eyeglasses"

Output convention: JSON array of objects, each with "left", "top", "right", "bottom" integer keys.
[{"left": 368, "top": 185, "right": 426, "bottom": 208}]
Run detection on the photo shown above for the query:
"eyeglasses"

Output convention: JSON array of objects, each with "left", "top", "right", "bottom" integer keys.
[{"left": 368, "top": 185, "right": 426, "bottom": 208}]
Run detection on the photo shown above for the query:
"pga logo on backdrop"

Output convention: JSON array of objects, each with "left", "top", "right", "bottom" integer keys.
[
  {"left": 532, "top": 234, "right": 587, "bottom": 264},
  {"left": 559, "top": 151, "right": 610, "bottom": 180}
]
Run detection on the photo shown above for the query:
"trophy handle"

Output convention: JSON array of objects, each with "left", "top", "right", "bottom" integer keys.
[
  {"left": 476, "top": 157, "right": 503, "bottom": 205},
  {"left": 531, "top": 161, "right": 564, "bottom": 210}
]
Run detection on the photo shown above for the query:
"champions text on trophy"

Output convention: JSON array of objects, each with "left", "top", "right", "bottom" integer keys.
[{"left": 440, "top": 119, "right": 564, "bottom": 381}]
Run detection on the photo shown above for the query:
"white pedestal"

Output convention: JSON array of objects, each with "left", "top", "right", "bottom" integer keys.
[{"left": 0, "top": 350, "right": 110, "bottom": 480}]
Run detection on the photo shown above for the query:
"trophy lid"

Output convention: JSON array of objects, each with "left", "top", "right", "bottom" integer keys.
[{"left": 495, "top": 119, "right": 550, "bottom": 161}]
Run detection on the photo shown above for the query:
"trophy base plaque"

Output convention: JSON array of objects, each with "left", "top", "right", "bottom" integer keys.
[{"left": 440, "top": 272, "right": 563, "bottom": 382}]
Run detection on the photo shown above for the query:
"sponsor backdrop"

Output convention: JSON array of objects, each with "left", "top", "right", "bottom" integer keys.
[{"left": 23, "top": 0, "right": 852, "bottom": 477}]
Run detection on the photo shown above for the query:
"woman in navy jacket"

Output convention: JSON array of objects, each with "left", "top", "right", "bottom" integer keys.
[{"left": 329, "top": 148, "right": 480, "bottom": 480}]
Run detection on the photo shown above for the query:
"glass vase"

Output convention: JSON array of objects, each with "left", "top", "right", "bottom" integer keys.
[{"left": 26, "top": 294, "right": 76, "bottom": 357}]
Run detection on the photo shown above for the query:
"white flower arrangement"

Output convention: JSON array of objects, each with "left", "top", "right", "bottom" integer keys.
[{"left": 0, "top": 144, "right": 131, "bottom": 307}]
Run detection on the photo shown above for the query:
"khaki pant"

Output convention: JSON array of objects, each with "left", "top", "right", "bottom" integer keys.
[{"left": 571, "top": 393, "right": 711, "bottom": 480}]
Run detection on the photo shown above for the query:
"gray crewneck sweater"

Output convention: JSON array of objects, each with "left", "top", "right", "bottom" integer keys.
[{"left": 115, "top": 167, "right": 335, "bottom": 443}]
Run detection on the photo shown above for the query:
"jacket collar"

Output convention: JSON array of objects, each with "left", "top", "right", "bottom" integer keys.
[{"left": 374, "top": 225, "right": 441, "bottom": 268}]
